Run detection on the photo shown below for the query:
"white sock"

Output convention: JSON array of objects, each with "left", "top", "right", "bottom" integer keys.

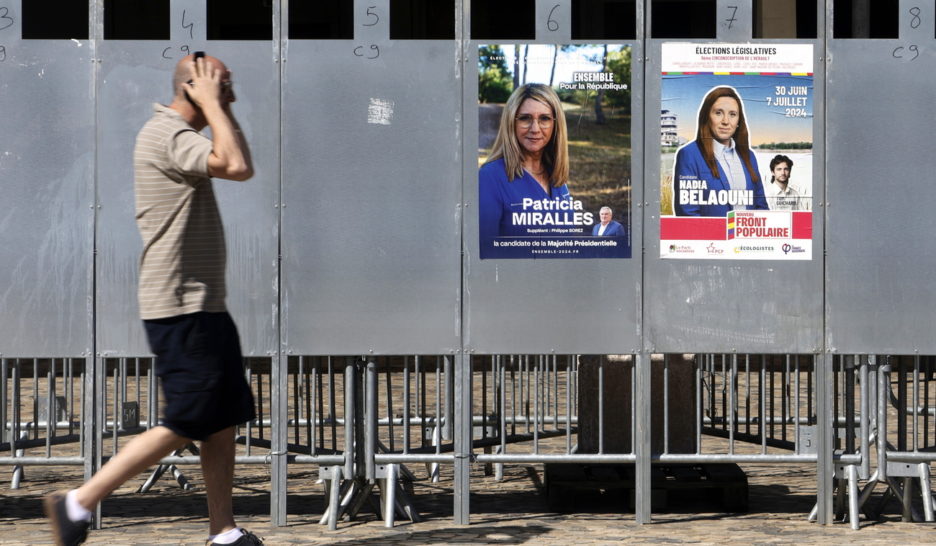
[
  {"left": 65, "top": 490, "right": 92, "bottom": 523},
  {"left": 208, "top": 527, "right": 244, "bottom": 545}
]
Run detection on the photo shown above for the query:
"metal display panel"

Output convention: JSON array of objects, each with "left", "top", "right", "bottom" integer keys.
[
  {"left": 826, "top": 0, "right": 936, "bottom": 354},
  {"left": 0, "top": 6, "right": 94, "bottom": 357},
  {"left": 463, "top": 1, "right": 644, "bottom": 355},
  {"left": 281, "top": 0, "right": 462, "bottom": 355},
  {"left": 95, "top": 1, "right": 279, "bottom": 356},
  {"left": 643, "top": 0, "right": 825, "bottom": 354}
]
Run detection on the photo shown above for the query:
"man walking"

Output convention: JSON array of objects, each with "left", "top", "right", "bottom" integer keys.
[{"left": 45, "top": 54, "right": 261, "bottom": 546}]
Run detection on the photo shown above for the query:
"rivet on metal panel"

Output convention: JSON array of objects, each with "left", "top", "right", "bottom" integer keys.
[
  {"left": 369, "top": 349, "right": 374, "bottom": 354},
  {"left": 464, "top": 203, "right": 469, "bottom": 208},
  {"left": 281, "top": 204, "right": 286, "bottom": 208},
  {"left": 274, "top": 204, "right": 278, "bottom": 208},
  {"left": 830, "top": 347, "right": 837, "bottom": 353}
]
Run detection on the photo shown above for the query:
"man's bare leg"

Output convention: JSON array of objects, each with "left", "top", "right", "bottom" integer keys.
[
  {"left": 73, "top": 425, "right": 188, "bottom": 510},
  {"left": 201, "top": 426, "right": 238, "bottom": 536}
]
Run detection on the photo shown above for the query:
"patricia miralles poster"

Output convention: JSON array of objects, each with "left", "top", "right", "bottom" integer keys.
[
  {"left": 478, "top": 44, "right": 632, "bottom": 259},
  {"left": 660, "top": 43, "right": 814, "bottom": 260}
]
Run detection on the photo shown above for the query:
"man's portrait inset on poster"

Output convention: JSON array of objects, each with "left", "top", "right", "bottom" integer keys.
[
  {"left": 592, "top": 206, "right": 625, "bottom": 236},
  {"left": 479, "top": 83, "right": 571, "bottom": 244},
  {"left": 672, "top": 86, "right": 768, "bottom": 216},
  {"left": 765, "top": 154, "right": 809, "bottom": 211}
]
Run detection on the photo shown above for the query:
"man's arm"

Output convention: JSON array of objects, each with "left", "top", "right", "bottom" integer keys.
[{"left": 184, "top": 58, "right": 254, "bottom": 181}]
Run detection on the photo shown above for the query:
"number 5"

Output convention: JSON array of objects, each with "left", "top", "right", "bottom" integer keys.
[{"left": 364, "top": 6, "right": 379, "bottom": 27}]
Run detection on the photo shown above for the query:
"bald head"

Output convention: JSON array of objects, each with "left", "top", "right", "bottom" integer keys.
[{"left": 172, "top": 54, "right": 228, "bottom": 98}]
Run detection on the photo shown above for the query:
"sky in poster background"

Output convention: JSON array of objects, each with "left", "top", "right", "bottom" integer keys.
[
  {"left": 662, "top": 73, "right": 813, "bottom": 145},
  {"left": 496, "top": 45, "right": 610, "bottom": 82}
]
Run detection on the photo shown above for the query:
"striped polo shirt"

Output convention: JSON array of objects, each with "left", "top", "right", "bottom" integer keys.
[{"left": 134, "top": 104, "right": 227, "bottom": 320}]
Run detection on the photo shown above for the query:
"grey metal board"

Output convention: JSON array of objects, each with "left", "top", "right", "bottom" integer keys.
[
  {"left": 280, "top": 6, "right": 461, "bottom": 355},
  {"left": 95, "top": 1, "right": 279, "bottom": 356},
  {"left": 0, "top": 11, "right": 94, "bottom": 357},
  {"left": 463, "top": 1, "right": 643, "bottom": 354},
  {"left": 826, "top": 1, "right": 936, "bottom": 354},
  {"left": 643, "top": 0, "right": 825, "bottom": 354}
]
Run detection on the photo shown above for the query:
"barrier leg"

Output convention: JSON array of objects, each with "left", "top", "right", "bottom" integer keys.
[
  {"left": 383, "top": 464, "right": 397, "bottom": 528},
  {"left": 328, "top": 466, "right": 342, "bottom": 530},
  {"left": 138, "top": 445, "right": 196, "bottom": 492},
  {"left": 901, "top": 477, "right": 913, "bottom": 522},
  {"left": 847, "top": 464, "right": 859, "bottom": 530},
  {"left": 11, "top": 431, "right": 27, "bottom": 489},
  {"left": 919, "top": 463, "right": 934, "bottom": 522}
]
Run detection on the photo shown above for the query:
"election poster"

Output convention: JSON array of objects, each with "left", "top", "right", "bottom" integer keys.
[
  {"left": 478, "top": 44, "right": 632, "bottom": 259},
  {"left": 660, "top": 43, "right": 814, "bottom": 260}
]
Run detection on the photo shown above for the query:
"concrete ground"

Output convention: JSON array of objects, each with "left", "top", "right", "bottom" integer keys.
[{"left": 2, "top": 460, "right": 934, "bottom": 545}]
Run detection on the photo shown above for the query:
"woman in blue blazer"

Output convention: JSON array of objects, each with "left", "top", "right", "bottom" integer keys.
[
  {"left": 672, "top": 86, "right": 768, "bottom": 216},
  {"left": 479, "top": 83, "right": 571, "bottom": 245}
]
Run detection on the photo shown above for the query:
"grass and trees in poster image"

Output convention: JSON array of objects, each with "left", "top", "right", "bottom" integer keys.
[{"left": 479, "top": 45, "right": 632, "bottom": 226}]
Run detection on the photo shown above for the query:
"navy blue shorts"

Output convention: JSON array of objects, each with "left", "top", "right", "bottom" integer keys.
[{"left": 143, "top": 311, "right": 256, "bottom": 441}]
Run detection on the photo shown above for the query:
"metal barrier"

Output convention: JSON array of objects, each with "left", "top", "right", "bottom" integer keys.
[
  {"left": 0, "top": 359, "right": 87, "bottom": 475},
  {"left": 2, "top": 352, "right": 930, "bottom": 529},
  {"left": 856, "top": 356, "right": 936, "bottom": 523}
]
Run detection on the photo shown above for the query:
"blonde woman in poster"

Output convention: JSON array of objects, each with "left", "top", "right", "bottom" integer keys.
[
  {"left": 672, "top": 86, "right": 768, "bottom": 216},
  {"left": 479, "top": 83, "right": 572, "bottom": 244}
]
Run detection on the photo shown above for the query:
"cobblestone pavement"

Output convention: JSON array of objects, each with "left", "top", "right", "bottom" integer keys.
[{"left": 3, "top": 462, "right": 934, "bottom": 545}]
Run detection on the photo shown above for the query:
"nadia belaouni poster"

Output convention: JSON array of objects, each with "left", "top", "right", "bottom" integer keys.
[{"left": 660, "top": 43, "right": 814, "bottom": 260}]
